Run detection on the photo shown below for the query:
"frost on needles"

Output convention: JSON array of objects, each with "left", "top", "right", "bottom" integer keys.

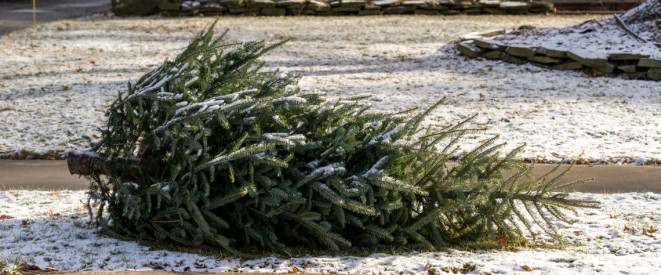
[{"left": 80, "top": 21, "right": 600, "bottom": 255}]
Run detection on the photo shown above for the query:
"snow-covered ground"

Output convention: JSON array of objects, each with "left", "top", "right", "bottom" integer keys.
[
  {"left": 0, "top": 190, "right": 659, "bottom": 274},
  {"left": 1, "top": 14, "right": 660, "bottom": 274},
  {"left": 1, "top": 15, "right": 660, "bottom": 164}
]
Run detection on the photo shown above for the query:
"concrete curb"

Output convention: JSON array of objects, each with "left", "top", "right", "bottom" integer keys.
[{"left": 1, "top": 160, "right": 659, "bottom": 193}]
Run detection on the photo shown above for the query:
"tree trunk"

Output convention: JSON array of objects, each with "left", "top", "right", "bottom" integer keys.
[{"left": 67, "top": 149, "right": 142, "bottom": 180}]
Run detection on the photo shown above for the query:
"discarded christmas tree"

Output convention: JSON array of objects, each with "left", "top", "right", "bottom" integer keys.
[{"left": 70, "top": 21, "right": 599, "bottom": 255}]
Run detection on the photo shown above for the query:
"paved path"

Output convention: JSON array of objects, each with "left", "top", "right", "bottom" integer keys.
[
  {"left": 1, "top": 160, "right": 659, "bottom": 192},
  {"left": 0, "top": 159, "right": 88, "bottom": 190},
  {"left": 0, "top": 0, "right": 110, "bottom": 35}
]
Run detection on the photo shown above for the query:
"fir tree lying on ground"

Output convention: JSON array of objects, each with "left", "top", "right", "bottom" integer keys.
[{"left": 70, "top": 21, "right": 599, "bottom": 255}]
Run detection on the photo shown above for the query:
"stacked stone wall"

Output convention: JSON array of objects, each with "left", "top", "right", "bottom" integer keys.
[
  {"left": 458, "top": 36, "right": 661, "bottom": 81},
  {"left": 114, "top": 0, "right": 556, "bottom": 16}
]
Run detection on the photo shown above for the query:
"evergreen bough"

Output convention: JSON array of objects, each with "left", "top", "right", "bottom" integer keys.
[{"left": 82, "top": 21, "right": 599, "bottom": 255}]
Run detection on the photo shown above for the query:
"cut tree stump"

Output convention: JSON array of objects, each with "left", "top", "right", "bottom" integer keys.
[{"left": 67, "top": 149, "right": 142, "bottom": 180}]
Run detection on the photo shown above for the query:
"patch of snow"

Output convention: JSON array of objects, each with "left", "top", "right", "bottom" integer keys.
[
  {"left": 492, "top": 17, "right": 661, "bottom": 59},
  {"left": 0, "top": 190, "right": 659, "bottom": 273},
  {"left": 1, "top": 16, "right": 660, "bottom": 164}
]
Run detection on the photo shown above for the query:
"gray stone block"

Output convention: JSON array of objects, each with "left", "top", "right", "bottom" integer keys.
[
  {"left": 617, "top": 65, "right": 637, "bottom": 73},
  {"left": 608, "top": 53, "right": 650, "bottom": 61},
  {"left": 628, "top": 72, "right": 649, "bottom": 80},
  {"left": 457, "top": 42, "right": 484, "bottom": 58},
  {"left": 648, "top": 68, "right": 661, "bottom": 81},
  {"left": 414, "top": 9, "right": 440, "bottom": 15},
  {"left": 219, "top": 0, "right": 245, "bottom": 7},
  {"left": 638, "top": 58, "right": 661, "bottom": 68},
  {"left": 464, "top": 8, "right": 483, "bottom": 14},
  {"left": 535, "top": 47, "right": 567, "bottom": 58},
  {"left": 341, "top": 0, "right": 369, "bottom": 8},
  {"left": 159, "top": 2, "right": 182, "bottom": 11},
  {"left": 567, "top": 51, "right": 615, "bottom": 73},
  {"left": 529, "top": 1, "right": 553, "bottom": 12},
  {"left": 501, "top": 52, "right": 528, "bottom": 64},
  {"left": 505, "top": 45, "right": 535, "bottom": 57},
  {"left": 261, "top": 7, "right": 286, "bottom": 15},
  {"left": 480, "top": 0, "right": 501, "bottom": 8},
  {"left": 246, "top": 0, "right": 276, "bottom": 8},
  {"left": 528, "top": 55, "right": 562, "bottom": 65},
  {"left": 551, "top": 62, "right": 582, "bottom": 70},
  {"left": 373, "top": 0, "right": 400, "bottom": 7},
  {"left": 473, "top": 39, "right": 503, "bottom": 50},
  {"left": 483, "top": 50, "right": 502, "bottom": 60},
  {"left": 500, "top": 1, "right": 529, "bottom": 10},
  {"left": 275, "top": 0, "right": 304, "bottom": 7},
  {"left": 383, "top": 5, "right": 416, "bottom": 13},
  {"left": 307, "top": 0, "right": 330, "bottom": 11},
  {"left": 358, "top": 9, "right": 383, "bottom": 15}
]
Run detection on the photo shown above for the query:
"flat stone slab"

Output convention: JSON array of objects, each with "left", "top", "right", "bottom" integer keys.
[
  {"left": 261, "top": 7, "right": 286, "bottom": 15},
  {"left": 551, "top": 61, "right": 583, "bottom": 70},
  {"left": 480, "top": 0, "right": 501, "bottom": 8},
  {"left": 567, "top": 51, "right": 615, "bottom": 73},
  {"left": 505, "top": 45, "right": 535, "bottom": 57},
  {"left": 618, "top": 64, "right": 637, "bottom": 73},
  {"left": 401, "top": 0, "right": 427, "bottom": 6},
  {"left": 307, "top": 0, "right": 330, "bottom": 10},
  {"left": 480, "top": 29, "right": 507, "bottom": 37},
  {"left": 608, "top": 53, "right": 650, "bottom": 61},
  {"left": 649, "top": 68, "right": 661, "bottom": 80},
  {"left": 275, "top": 0, "right": 304, "bottom": 7},
  {"left": 457, "top": 42, "right": 483, "bottom": 58},
  {"left": 483, "top": 50, "right": 502, "bottom": 59},
  {"left": 219, "top": 0, "right": 245, "bottom": 6},
  {"left": 414, "top": 9, "right": 439, "bottom": 15},
  {"left": 528, "top": 55, "right": 562, "bottom": 65},
  {"left": 500, "top": 1, "right": 529, "bottom": 9},
  {"left": 473, "top": 38, "right": 503, "bottom": 50},
  {"left": 373, "top": 0, "right": 400, "bottom": 6},
  {"left": 638, "top": 58, "right": 661, "bottom": 68},
  {"left": 246, "top": 0, "right": 277, "bottom": 8},
  {"left": 341, "top": 0, "right": 370, "bottom": 7},
  {"left": 501, "top": 52, "right": 528, "bottom": 64},
  {"left": 535, "top": 47, "right": 568, "bottom": 58}
]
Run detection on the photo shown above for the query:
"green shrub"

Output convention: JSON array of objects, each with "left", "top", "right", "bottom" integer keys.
[{"left": 84, "top": 22, "right": 599, "bottom": 255}]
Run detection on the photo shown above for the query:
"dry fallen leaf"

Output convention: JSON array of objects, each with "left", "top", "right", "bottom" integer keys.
[
  {"left": 497, "top": 234, "right": 509, "bottom": 247},
  {"left": 522, "top": 265, "right": 534, "bottom": 272},
  {"left": 19, "top": 263, "right": 41, "bottom": 271},
  {"left": 289, "top": 267, "right": 303, "bottom": 273},
  {"left": 0, "top": 214, "right": 12, "bottom": 219}
]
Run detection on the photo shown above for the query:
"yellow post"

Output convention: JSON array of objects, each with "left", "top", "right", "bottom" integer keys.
[{"left": 33, "top": 0, "right": 36, "bottom": 25}]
